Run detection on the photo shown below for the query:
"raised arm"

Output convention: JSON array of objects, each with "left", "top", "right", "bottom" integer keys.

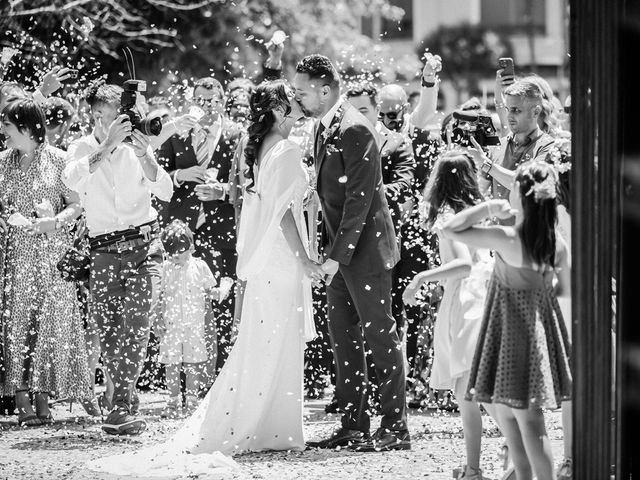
[{"left": 409, "top": 55, "right": 441, "bottom": 130}]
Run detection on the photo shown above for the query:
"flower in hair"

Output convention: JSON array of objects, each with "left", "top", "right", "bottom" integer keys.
[
  {"left": 526, "top": 174, "right": 558, "bottom": 202},
  {"left": 546, "top": 137, "right": 572, "bottom": 174}
]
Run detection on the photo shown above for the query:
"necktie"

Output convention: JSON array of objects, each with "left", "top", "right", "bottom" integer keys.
[{"left": 315, "top": 122, "right": 325, "bottom": 161}]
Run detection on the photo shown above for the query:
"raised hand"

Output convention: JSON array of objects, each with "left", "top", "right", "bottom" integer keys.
[
  {"left": 172, "top": 114, "right": 199, "bottom": 136},
  {"left": 39, "top": 66, "right": 77, "bottom": 97},
  {"left": 105, "top": 114, "right": 132, "bottom": 149}
]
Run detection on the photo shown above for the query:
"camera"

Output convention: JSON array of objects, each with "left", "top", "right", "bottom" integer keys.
[
  {"left": 450, "top": 109, "right": 500, "bottom": 148},
  {"left": 120, "top": 80, "right": 162, "bottom": 136}
]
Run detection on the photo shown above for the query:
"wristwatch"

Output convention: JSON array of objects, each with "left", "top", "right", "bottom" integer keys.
[{"left": 480, "top": 159, "right": 494, "bottom": 175}]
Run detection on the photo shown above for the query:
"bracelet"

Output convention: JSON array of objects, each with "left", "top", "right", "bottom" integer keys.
[{"left": 421, "top": 77, "right": 436, "bottom": 88}]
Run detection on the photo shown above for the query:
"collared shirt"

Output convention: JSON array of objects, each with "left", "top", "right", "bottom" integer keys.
[
  {"left": 63, "top": 133, "right": 173, "bottom": 237},
  {"left": 490, "top": 127, "right": 554, "bottom": 200},
  {"left": 320, "top": 97, "right": 344, "bottom": 129}
]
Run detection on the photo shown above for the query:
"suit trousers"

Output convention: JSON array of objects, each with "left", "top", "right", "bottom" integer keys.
[
  {"left": 89, "top": 239, "right": 162, "bottom": 410},
  {"left": 326, "top": 267, "right": 407, "bottom": 433}
]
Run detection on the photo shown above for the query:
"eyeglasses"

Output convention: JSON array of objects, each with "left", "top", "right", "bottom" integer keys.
[
  {"left": 195, "top": 97, "right": 221, "bottom": 107},
  {"left": 378, "top": 111, "right": 402, "bottom": 120}
]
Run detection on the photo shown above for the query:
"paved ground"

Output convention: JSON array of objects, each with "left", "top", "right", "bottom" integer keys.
[{"left": 0, "top": 390, "right": 565, "bottom": 480}]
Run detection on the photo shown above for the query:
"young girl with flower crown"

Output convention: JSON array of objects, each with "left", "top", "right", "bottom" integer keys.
[
  {"left": 440, "top": 160, "right": 572, "bottom": 480},
  {"left": 403, "top": 149, "right": 494, "bottom": 480}
]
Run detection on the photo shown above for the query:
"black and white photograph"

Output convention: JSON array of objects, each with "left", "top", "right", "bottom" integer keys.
[{"left": 0, "top": 0, "right": 637, "bottom": 479}]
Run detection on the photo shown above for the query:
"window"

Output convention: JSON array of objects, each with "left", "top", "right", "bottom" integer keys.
[{"left": 481, "top": 0, "right": 546, "bottom": 35}]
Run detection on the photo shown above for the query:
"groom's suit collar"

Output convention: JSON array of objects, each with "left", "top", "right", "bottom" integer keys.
[{"left": 315, "top": 101, "right": 349, "bottom": 176}]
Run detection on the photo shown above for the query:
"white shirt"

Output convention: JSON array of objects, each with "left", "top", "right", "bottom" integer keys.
[
  {"left": 320, "top": 98, "right": 344, "bottom": 129},
  {"left": 63, "top": 134, "right": 173, "bottom": 237}
]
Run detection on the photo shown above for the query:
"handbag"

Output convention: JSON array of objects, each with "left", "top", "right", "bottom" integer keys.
[{"left": 56, "top": 217, "right": 90, "bottom": 283}]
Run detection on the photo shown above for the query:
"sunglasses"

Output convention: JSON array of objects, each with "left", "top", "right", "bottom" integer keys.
[{"left": 378, "top": 111, "right": 402, "bottom": 120}]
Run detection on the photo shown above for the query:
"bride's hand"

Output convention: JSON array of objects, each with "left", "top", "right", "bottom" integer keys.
[{"left": 303, "top": 259, "right": 325, "bottom": 285}]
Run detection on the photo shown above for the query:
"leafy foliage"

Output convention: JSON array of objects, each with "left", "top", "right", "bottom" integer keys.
[
  {"left": 416, "top": 23, "right": 513, "bottom": 93},
  {"left": 0, "top": 0, "right": 408, "bottom": 91}
]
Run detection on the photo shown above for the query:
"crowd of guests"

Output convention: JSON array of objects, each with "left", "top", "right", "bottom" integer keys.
[{"left": 0, "top": 35, "right": 572, "bottom": 480}]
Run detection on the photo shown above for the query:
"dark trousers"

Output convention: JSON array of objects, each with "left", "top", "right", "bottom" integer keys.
[
  {"left": 89, "top": 240, "right": 162, "bottom": 410},
  {"left": 327, "top": 268, "right": 407, "bottom": 433}
]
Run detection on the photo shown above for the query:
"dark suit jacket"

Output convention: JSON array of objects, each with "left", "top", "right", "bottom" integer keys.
[
  {"left": 380, "top": 132, "right": 415, "bottom": 235},
  {"left": 315, "top": 103, "right": 399, "bottom": 275},
  {"left": 156, "top": 131, "right": 238, "bottom": 250}
]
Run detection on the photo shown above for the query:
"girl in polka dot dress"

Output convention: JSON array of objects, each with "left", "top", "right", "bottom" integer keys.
[{"left": 441, "top": 161, "right": 572, "bottom": 480}]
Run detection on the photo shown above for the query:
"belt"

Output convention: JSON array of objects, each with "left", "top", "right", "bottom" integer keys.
[{"left": 90, "top": 220, "right": 159, "bottom": 252}]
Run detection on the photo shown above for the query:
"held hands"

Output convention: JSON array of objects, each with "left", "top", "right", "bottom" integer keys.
[
  {"left": 321, "top": 258, "right": 340, "bottom": 285},
  {"left": 303, "top": 258, "right": 326, "bottom": 285}
]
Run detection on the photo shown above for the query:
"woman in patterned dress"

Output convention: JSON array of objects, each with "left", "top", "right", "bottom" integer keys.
[
  {"left": 0, "top": 99, "right": 91, "bottom": 425},
  {"left": 441, "top": 160, "right": 572, "bottom": 480}
]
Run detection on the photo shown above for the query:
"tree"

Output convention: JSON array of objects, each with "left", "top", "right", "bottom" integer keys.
[
  {"left": 0, "top": 0, "right": 407, "bottom": 93},
  {"left": 416, "top": 23, "right": 513, "bottom": 103}
]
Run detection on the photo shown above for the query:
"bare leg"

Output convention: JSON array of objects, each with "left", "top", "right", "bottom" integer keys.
[
  {"left": 512, "top": 406, "right": 554, "bottom": 480},
  {"left": 454, "top": 373, "right": 483, "bottom": 474},
  {"left": 494, "top": 404, "right": 533, "bottom": 480}
]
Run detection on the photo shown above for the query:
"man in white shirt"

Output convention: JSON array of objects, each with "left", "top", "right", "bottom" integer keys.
[{"left": 63, "top": 82, "right": 173, "bottom": 435}]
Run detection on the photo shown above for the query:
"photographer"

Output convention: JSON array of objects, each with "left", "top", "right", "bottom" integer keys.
[
  {"left": 479, "top": 79, "right": 554, "bottom": 207},
  {"left": 62, "top": 82, "right": 173, "bottom": 435}
]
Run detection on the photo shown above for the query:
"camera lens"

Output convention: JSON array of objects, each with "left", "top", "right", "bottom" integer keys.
[{"left": 140, "top": 116, "right": 163, "bottom": 136}]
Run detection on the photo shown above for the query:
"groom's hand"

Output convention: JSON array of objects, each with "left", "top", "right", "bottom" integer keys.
[{"left": 321, "top": 258, "right": 340, "bottom": 285}]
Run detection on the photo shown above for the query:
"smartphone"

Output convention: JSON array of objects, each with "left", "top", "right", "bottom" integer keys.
[{"left": 498, "top": 57, "right": 515, "bottom": 83}]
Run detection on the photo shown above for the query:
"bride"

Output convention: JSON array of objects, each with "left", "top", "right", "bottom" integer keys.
[{"left": 87, "top": 79, "right": 325, "bottom": 477}]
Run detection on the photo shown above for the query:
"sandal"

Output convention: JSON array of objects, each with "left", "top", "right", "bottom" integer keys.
[{"left": 557, "top": 457, "right": 573, "bottom": 480}]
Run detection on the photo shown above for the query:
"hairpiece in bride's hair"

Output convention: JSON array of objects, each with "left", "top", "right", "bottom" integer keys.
[{"left": 525, "top": 170, "right": 558, "bottom": 202}]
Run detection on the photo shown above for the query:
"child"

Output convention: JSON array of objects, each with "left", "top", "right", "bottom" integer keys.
[
  {"left": 441, "top": 160, "right": 572, "bottom": 480},
  {"left": 158, "top": 220, "right": 232, "bottom": 417},
  {"left": 403, "top": 150, "right": 494, "bottom": 480}
]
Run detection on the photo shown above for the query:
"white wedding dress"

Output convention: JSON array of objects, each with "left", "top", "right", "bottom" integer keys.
[{"left": 87, "top": 139, "right": 316, "bottom": 477}]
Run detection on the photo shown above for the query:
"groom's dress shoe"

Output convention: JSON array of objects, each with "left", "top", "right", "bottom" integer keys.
[
  {"left": 306, "top": 427, "right": 369, "bottom": 449},
  {"left": 351, "top": 427, "right": 411, "bottom": 452}
]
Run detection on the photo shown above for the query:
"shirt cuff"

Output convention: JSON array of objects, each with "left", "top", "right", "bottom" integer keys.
[{"left": 172, "top": 170, "right": 184, "bottom": 187}]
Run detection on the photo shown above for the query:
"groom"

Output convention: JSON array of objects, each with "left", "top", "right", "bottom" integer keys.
[{"left": 293, "top": 54, "right": 410, "bottom": 451}]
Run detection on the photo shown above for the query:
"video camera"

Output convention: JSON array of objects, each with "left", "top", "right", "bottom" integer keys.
[
  {"left": 120, "top": 80, "right": 162, "bottom": 137},
  {"left": 450, "top": 109, "right": 500, "bottom": 148}
]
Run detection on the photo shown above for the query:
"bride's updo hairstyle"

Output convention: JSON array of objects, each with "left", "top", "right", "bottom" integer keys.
[{"left": 244, "top": 79, "right": 292, "bottom": 192}]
